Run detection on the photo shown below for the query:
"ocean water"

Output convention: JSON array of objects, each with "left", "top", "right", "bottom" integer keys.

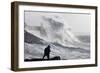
[
  {"left": 24, "top": 35, "right": 90, "bottom": 60},
  {"left": 24, "top": 14, "right": 90, "bottom": 61}
]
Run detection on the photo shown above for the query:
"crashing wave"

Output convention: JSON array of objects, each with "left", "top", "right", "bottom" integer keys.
[{"left": 25, "top": 14, "right": 90, "bottom": 49}]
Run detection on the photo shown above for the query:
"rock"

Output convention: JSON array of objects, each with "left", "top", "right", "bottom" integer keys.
[{"left": 24, "top": 56, "right": 61, "bottom": 62}]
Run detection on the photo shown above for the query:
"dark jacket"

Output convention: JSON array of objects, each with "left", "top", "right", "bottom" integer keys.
[{"left": 44, "top": 45, "right": 51, "bottom": 55}]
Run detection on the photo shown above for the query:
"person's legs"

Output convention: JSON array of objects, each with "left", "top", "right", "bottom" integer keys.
[
  {"left": 42, "top": 54, "right": 46, "bottom": 60},
  {"left": 47, "top": 54, "right": 50, "bottom": 60}
]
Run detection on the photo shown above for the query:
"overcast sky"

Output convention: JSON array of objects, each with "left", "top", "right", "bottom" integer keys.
[{"left": 24, "top": 11, "right": 91, "bottom": 35}]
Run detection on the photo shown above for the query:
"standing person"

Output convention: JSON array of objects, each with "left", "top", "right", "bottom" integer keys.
[{"left": 42, "top": 45, "right": 51, "bottom": 60}]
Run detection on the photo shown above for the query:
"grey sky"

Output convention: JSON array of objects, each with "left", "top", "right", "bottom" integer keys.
[{"left": 24, "top": 11, "right": 91, "bottom": 35}]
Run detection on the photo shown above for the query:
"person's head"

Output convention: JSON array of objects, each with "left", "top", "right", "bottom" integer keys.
[{"left": 48, "top": 45, "right": 50, "bottom": 48}]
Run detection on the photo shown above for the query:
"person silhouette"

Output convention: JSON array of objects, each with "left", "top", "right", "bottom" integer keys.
[{"left": 42, "top": 45, "right": 51, "bottom": 60}]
